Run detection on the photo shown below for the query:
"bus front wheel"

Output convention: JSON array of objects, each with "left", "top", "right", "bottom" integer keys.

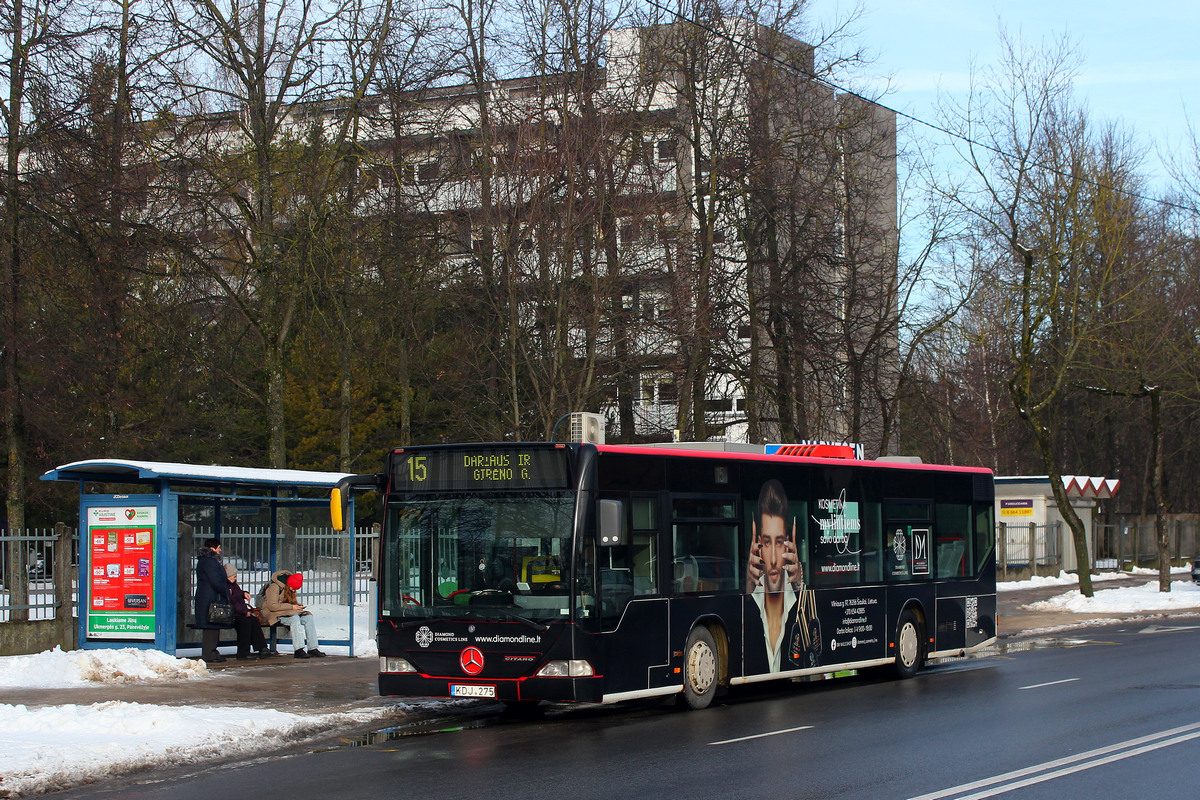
[
  {"left": 681, "top": 625, "right": 719, "bottom": 710},
  {"left": 894, "top": 609, "right": 925, "bottom": 679}
]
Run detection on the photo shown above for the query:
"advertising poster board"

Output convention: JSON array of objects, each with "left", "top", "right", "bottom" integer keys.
[
  {"left": 86, "top": 505, "right": 157, "bottom": 640},
  {"left": 1000, "top": 499, "right": 1034, "bottom": 518}
]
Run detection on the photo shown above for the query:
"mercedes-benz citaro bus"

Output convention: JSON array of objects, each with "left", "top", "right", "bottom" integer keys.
[{"left": 331, "top": 441, "right": 996, "bottom": 710}]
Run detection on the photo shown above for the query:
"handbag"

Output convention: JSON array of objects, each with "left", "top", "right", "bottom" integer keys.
[
  {"left": 249, "top": 606, "right": 266, "bottom": 625},
  {"left": 206, "top": 601, "right": 233, "bottom": 625}
]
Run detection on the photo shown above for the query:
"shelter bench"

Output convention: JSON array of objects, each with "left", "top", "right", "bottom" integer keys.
[{"left": 186, "top": 620, "right": 286, "bottom": 654}]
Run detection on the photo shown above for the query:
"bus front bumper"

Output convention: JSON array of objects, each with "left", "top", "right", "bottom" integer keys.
[{"left": 379, "top": 672, "right": 604, "bottom": 704}]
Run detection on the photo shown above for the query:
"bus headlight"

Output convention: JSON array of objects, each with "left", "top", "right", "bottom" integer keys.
[
  {"left": 381, "top": 656, "right": 417, "bottom": 673},
  {"left": 535, "top": 659, "right": 594, "bottom": 677}
]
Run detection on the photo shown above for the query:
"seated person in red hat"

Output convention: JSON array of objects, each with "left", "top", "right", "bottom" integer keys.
[{"left": 261, "top": 570, "right": 325, "bottom": 658}]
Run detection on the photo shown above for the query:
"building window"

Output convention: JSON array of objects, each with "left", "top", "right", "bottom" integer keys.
[{"left": 411, "top": 161, "right": 439, "bottom": 183}]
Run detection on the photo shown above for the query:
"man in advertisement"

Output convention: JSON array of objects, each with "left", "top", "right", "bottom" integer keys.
[{"left": 745, "top": 480, "right": 820, "bottom": 672}]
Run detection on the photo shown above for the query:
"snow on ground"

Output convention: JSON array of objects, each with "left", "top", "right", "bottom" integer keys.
[
  {"left": 0, "top": 647, "right": 464, "bottom": 798},
  {"left": 0, "top": 645, "right": 207, "bottom": 688},
  {"left": 1022, "top": 579, "right": 1200, "bottom": 614},
  {"left": 997, "top": 565, "right": 1192, "bottom": 593},
  {"left": 0, "top": 701, "right": 392, "bottom": 797},
  {"left": 309, "top": 602, "right": 378, "bottom": 658}
]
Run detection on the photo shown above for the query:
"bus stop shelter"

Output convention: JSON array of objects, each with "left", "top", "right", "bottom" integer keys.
[{"left": 40, "top": 460, "right": 362, "bottom": 657}]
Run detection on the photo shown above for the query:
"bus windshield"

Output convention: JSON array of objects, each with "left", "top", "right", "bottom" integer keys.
[{"left": 381, "top": 491, "right": 576, "bottom": 624}]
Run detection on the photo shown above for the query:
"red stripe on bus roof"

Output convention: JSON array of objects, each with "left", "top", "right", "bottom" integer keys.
[{"left": 593, "top": 444, "right": 993, "bottom": 475}]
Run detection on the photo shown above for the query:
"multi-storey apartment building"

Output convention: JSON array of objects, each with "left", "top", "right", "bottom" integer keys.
[
  {"left": 128, "top": 17, "right": 897, "bottom": 454},
  {"left": 372, "top": 19, "right": 897, "bottom": 449}
]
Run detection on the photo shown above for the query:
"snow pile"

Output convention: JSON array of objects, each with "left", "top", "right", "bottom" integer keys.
[
  {"left": 0, "top": 646, "right": 208, "bottom": 689},
  {"left": 1127, "top": 564, "right": 1193, "bottom": 576},
  {"left": 1023, "top": 580, "right": 1200, "bottom": 614},
  {"left": 997, "top": 567, "right": 1192, "bottom": 593},
  {"left": 0, "top": 701, "right": 389, "bottom": 797},
  {"left": 997, "top": 571, "right": 1132, "bottom": 592},
  {"left": 0, "top": 647, "right": 467, "bottom": 797}
]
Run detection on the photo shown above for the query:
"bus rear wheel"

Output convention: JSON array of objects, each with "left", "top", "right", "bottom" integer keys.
[
  {"left": 894, "top": 609, "right": 925, "bottom": 679},
  {"left": 681, "top": 625, "right": 719, "bottom": 710}
]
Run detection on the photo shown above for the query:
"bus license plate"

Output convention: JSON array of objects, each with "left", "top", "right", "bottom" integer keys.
[{"left": 451, "top": 684, "right": 496, "bottom": 698}]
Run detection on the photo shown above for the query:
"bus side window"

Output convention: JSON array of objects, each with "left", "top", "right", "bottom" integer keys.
[
  {"left": 672, "top": 523, "right": 739, "bottom": 593},
  {"left": 631, "top": 497, "right": 658, "bottom": 596},
  {"left": 974, "top": 502, "right": 995, "bottom": 575},
  {"left": 599, "top": 495, "right": 659, "bottom": 628},
  {"left": 935, "top": 503, "right": 972, "bottom": 578},
  {"left": 631, "top": 534, "right": 657, "bottom": 595}
]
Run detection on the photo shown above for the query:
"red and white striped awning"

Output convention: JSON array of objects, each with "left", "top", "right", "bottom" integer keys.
[{"left": 1061, "top": 475, "right": 1120, "bottom": 499}]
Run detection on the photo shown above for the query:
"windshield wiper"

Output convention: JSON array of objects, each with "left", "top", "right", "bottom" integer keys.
[{"left": 489, "top": 607, "right": 548, "bottom": 630}]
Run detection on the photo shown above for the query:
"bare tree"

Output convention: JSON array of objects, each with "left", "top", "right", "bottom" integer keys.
[
  {"left": 0, "top": 0, "right": 100, "bottom": 612},
  {"left": 938, "top": 30, "right": 1151, "bottom": 596},
  {"left": 161, "top": 0, "right": 393, "bottom": 468}
]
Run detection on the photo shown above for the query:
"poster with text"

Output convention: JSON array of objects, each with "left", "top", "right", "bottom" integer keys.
[{"left": 86, "top": 506, "right": 157, "bottom": 640}]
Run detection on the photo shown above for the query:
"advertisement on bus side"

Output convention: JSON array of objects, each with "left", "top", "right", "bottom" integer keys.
[{"left": 744, "top": 478, "right": 888, "bottom": 676}]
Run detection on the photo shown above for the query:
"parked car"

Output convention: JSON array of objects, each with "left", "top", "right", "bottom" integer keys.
[
  {"left": 27, "top": 555, "right": 47, "bottom": 579},
  {"left": 1192, "top": 561, "right": 1200, "bottom": 584}
]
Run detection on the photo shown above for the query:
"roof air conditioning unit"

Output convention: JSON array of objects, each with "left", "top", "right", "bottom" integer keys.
[{"left": 569, "top": 412, "right": 605, "bottom": 444}]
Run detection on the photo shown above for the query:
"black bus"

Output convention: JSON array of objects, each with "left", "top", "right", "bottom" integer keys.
[{"left": 332, "top": 442, "right": 996, "bottom": 710}]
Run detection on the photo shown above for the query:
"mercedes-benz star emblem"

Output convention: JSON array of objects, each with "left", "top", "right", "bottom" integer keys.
[{"left": 460, "top": 646, "right": 484, "bottom": 675}]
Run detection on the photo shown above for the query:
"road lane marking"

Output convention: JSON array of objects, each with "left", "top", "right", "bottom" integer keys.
[
  {"left": 950, "top": 730, "right": 1200, "bottom": 799},
  {"left": 907, "top": 720, "right": 1200, "bottom": 800},
  {"left": 709, "top": 725, "right": 813, "bottom": 745},
  {"left": 1018, "top": 677, "right": 1079, "bottom": 690},
  {"left": 1139, "top": 625, "right": 1200, "bottom": 634}
]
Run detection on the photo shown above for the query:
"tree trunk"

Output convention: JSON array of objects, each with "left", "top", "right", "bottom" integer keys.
[
  {"left": 1030, "top": 418, "right": 1094, "bottom": 596},
  {"left": 1149, "top": 388, "right": 1170, "bottom": 592},
  {"left": 4, "top": 0, "right": 28, "bottom": 581}
]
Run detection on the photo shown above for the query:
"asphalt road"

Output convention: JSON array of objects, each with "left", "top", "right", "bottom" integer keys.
[{"left": 50, "top": 619, "right": 1200, "bottom": 800}]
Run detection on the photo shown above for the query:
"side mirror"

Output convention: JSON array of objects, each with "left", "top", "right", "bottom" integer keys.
[
  {"left": 330, "top": 474, "right": 383, "bottom": 531},
  {"left": 598, "top": 499, "right": 626, "bottom": 546},
  {"left": 331, "top": 481, "right": 351, "bottom": 532}
]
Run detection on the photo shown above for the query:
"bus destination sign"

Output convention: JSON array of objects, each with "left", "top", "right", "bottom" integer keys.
[{"left": 392, "top": 448, "right": 571, "bottom": 491}]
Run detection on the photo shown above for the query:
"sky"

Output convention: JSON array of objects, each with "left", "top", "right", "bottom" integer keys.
[
  {"left": 3, "top": 571, "right": 1199, "bottom": 796},
  {"left": 804, "top": 0, "right": 1200, "bottom": 187}
]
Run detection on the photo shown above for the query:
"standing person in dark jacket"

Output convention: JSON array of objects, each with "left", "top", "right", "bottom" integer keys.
[
  {"left": 226, "top": 563, "right": 275, "bottom": 660},
  {"left": 193, "top": 538, "right": 232, "bottom": 663}
]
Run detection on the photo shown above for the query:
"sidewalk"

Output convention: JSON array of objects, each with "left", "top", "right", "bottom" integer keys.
[
  {"left": 7, "top": 577, "right": 1200, "bottom": 715},
  {"left": 997, "top": 573, "right": 1200, "bottom": 636},
  {"left": 3, "top": 652, "right": 386, "bottom": 715}
]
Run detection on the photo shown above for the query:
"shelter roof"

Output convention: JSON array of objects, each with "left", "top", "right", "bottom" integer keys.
[
  {"left": 994, "top": 474, "right": 1120, "bottom": 499},
  {"left": 40, "top": 459, "right": 350, "bottom": 490}
]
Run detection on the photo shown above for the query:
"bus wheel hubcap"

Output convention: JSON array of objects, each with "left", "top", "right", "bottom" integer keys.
[
  {"left": 688, "top": 640, "right": 716, "bottom": 693},
  {"left": 898, "top": 622, "right": 918, "bottom": 667}
]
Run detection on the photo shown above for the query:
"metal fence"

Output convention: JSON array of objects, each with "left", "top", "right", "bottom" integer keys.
[
  {"left": 2, "top": 526, "right": 376, "bottom": 625},
  {"left": 182, "top": 526, "right": 378, "bottom": 609},
  {"left": 1094, "top": 520, "right": 1200, "bottom": 569},
  {"left": 997, "top": 521, "right": 1063, "bottom": 580},
  {"left": 997, "top": 518, "right": 1200, "bottom": 579},
  {"left": 0, "top": 528, "right": 78, "bottom": 622}
]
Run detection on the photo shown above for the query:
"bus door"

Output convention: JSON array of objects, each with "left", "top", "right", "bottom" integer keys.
[
  {"left": 883, "top": 501, "right": 936, "bottom": 646},
  {"left": 597, "top": 494, "right": 672, "bottom": 697}
]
